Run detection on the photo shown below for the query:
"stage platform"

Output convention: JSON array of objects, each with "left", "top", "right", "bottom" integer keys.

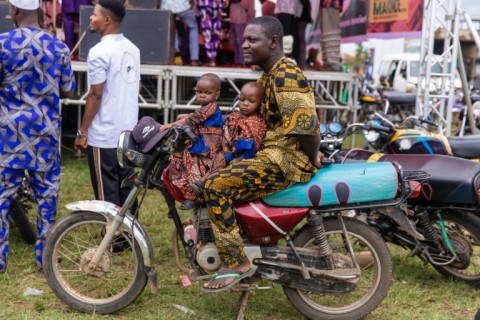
[{"left": 63, "top": 62, "right": 359, "bottom": 125}]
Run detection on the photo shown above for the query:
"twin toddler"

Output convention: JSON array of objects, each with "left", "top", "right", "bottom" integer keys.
[{"left": 158, "top": 73, "right": 267, "bottom": 209}]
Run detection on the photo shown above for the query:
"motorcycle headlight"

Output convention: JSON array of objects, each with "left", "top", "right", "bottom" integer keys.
[
  {"left": 117, "top": 131, "right": 137, "bottom": 168},
  {"left": 363, "top": 129, "right": 380, "bottom": 143}
]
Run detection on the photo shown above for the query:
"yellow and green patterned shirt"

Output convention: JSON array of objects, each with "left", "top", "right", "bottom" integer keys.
[{"left": 255, "top": 57, "right": 320, "bottom": 183}]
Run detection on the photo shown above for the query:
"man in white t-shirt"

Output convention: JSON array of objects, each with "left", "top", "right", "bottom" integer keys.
[{"left": 74, "top": 0, "right": 140, "bottom": 220}]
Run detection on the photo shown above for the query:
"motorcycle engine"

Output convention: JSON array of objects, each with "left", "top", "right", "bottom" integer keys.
[{"left": 193, "top": 208, "right": 222, "bottom": 273}]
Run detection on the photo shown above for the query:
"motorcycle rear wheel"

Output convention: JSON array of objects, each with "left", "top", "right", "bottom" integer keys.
[
  {"left": 10, "top": 199, "right": 36, "bottom": 244},
  {"left": 43, "top": 211, "right": 148, "bottom": 314},
  {"left": 283, "top": 218, "right": 392, "bottom": 320},
  {"left": 430, "top": 210, "right": 480, "bottom": 287}
]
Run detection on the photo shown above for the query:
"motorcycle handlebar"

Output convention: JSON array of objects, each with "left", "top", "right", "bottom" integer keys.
[
  {"left": 419, "top": 117, "right": 438, "bottom": 127},
  {"left": 364, "top": 122, "right": 392, "bottom": 133}
]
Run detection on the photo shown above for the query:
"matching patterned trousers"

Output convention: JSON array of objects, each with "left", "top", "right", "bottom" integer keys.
[
  {"left": 0, "top": 166, "right": 61, "bottom": 271},
  {"left": 203, "top": 156, "right": 292, "bottom": 268}
]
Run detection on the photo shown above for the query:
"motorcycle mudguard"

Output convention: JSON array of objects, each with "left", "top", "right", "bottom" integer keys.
[
  {"left": 262, "top": 162, "right": 398, "bottom": 207},
  {"left": 65, "top": 200, "right": 155, "bottom": 269}
]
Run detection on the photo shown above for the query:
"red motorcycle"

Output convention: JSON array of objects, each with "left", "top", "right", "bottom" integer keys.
[{"left": 42, "top": 125, "right": 416, "bottom": 319}]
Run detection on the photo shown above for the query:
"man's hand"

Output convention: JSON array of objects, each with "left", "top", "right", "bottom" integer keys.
[
  {"left": 74, "top": 136, "right": 88, "bottom": 150},
  {"left": 314, "top": 151, "right": 324, "bottom": 168}
]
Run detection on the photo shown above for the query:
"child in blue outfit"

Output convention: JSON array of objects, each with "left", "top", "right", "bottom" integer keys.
[{"left": 160, "top": 73, "right": 226, "bottom": 209}]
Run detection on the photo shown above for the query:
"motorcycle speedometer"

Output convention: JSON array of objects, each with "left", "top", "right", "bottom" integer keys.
[
  {"left": 320, "top": 123, "right": 327, "bottom": 135},
  {"left": 329, "top": 122, "right": 342, "bottom": 134}
]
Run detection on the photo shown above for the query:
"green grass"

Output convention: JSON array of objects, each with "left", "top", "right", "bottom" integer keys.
[{"left": 1, "top": 147, "right": 479, "bottom": 320}]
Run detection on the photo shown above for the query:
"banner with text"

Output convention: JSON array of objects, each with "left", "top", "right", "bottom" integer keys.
[{"left": 340, "top": 0, "right": 424, "bottom": 43}]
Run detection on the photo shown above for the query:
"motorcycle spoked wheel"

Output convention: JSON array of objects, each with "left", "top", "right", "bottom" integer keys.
[
  {"left": 10, "top": 199, "right": 36, "bottom": 244},
  {"left": 429, "top": 210, "right": 480, "bottom": 287},
  {"left": 283, "top": 218, "right": 392, "bottom": 320},
  {"left": 43, "top": 211, "right": 148, "bottom": 314}
]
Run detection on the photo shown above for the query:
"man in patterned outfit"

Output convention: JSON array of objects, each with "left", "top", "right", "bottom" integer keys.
[
  {"left": 202, "top": 15, "right": 321, "bottom": 291},
  {"left": 0, "top": 0, "right": 76, "bottom": 272}
]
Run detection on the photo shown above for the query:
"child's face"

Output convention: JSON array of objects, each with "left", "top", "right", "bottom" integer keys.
[
  {"left": 238, "top": 85, "right": 262, "bottom": 117},
  {"left": 195, "top": 79, "right": 220, "bottom": 105}
]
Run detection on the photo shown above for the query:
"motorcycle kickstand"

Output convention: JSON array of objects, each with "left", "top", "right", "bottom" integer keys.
[{"left": 236, "top": 290, "right": 250, "bottom": 320}]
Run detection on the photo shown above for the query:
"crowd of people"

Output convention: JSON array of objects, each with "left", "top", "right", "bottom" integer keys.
[
  {"left": 29, "top": 0, "right": 342, "bottom": 70},
  {"left": 0, "top": 0, "right": 324, "bottom": 299}
]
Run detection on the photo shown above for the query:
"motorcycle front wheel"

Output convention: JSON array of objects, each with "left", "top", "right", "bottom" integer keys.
[
  {"left": 429, "top": 210, "right": 480, "bottom": 287},
  {"left": 283, "top": 218, "right": 392, "bottom": 320},
  {"left": 43, "top": 211, "right": 148, "bottom": 314}
]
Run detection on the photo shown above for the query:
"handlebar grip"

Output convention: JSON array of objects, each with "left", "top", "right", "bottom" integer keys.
[
  {"left": 419, "top": 117, "right": 438, "bottom": 127},
  {"left": 364, "top": 122, "right": 391, "bottom": 133}
]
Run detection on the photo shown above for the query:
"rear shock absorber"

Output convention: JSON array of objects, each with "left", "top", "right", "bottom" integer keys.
[
  {"left": 416, "top": 210, "right": 438, "bottom": 242},
  {"left": 308, "top": 214, "right": 332, "bottom": 256}
]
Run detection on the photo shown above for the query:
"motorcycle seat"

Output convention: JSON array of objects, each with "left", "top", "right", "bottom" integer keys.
[
  {"left": 447, "top": 135, "right": 480, "bottom": 159},
  {"left": 383, "top": 91, "right": 417, "bottom": 105},
  {"left": 379, "top": 154, "right": 480, "bottom": 204}
]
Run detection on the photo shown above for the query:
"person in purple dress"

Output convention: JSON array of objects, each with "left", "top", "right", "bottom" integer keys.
[
  {"left": 196, "top": 0, "right": 229, "bottom": 67},
  {"left": 62, "top": 0, "right": 91, "bottom": 54}
]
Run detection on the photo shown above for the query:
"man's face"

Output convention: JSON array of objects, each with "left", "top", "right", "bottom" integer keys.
[
  {"left": 242, "top": 24, "right": 272, "bottom": 66},
  {"left": 89, "top": 5, "right": 108, "bottom": 34}
]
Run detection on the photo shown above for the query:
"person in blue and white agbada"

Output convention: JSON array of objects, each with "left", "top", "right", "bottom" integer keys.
[{"left": 0, "top": 0, "right": 76, "bottom": 272}]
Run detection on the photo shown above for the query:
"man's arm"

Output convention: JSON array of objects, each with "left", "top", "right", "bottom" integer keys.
[
  {"left": 298, "top": 134, "right": 322, "bottom": 168},
  {"left": 74, "top": 82, "right": 104, "bottom": 150}
]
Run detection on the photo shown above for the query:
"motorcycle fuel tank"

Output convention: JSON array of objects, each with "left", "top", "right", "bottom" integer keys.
[
  {"left": 389, "top": 130, "right": 449, "bottom": 155},
  {"left": 261, "top": 162, "right": 398, "bottom": 207}
]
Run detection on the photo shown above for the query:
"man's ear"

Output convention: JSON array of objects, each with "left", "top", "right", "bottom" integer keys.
[
  {"left": 270, "top": 35, "right": 279, "bottom": 49},
  {"left": 10, "top": 5, "right": 19, "bottom": 17}
]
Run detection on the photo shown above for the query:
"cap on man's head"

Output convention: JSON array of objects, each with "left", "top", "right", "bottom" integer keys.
[
  {"left": 132, "top": 116, "right": 166, "bottom": 152},
  {"left": 9, "top": 0, "right": 39, "bottom": 10}
]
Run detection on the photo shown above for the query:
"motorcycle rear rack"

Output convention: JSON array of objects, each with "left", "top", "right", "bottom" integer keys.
[{"left": 403, "top": 170, "right": 430, "bottom": 181}]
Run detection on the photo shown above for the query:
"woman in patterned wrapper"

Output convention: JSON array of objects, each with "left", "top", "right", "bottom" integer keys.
[
  {"left": 190, "top": 81, "right": 267, "bottom": 196},
  {"left": 160, "top": 73, "right": 226, "bottom": 210}
]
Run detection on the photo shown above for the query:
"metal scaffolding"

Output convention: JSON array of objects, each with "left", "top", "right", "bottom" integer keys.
[
  {"left": 417, "top": 0, "right": 480, "bottom": 135},
  {"left": 416, "top": 0, "right": 461, "bottom": 135}
]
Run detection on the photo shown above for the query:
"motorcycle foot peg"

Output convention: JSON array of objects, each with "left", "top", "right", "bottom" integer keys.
[
  {"left": 408, "top": 246, "right": 422, "bottom": 257},
  {"left": 233, "top": 283, "right": 273, "bottom": 292}
]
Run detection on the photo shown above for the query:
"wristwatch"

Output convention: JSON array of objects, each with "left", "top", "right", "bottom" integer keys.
[{"left": 77, "top": 130, "right": 87, "bottom": 138}]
